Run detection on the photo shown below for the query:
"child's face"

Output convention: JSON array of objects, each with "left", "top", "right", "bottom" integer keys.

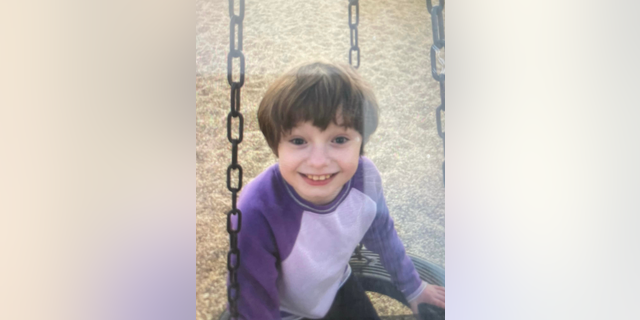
[{"left": 278, "top": 119, "right": 362, "bottom": 205}]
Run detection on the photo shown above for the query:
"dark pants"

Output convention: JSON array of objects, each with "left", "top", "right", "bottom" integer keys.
[{"left": 306, "top": 273, "right": 381, "bottom": 320}]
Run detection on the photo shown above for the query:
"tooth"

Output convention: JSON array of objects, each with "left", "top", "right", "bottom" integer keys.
[
  {"left": 312, "top": 176, "right": 319, "bottom": 181},
  {"left": 307, "top": 175, "right": 313, "bottom": 179},
  {"left": 325, "top": 175, "right": 331, "bottom": 179},
  {"left": 318, "top": 175, "right": 326, "bottom": 181}
]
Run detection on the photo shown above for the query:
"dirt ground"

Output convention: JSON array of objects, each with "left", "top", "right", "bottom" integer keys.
[{"left": 196, "top": 0, "right": 444, "bottom": 319}]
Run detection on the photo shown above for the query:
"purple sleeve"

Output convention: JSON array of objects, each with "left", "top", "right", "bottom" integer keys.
[
  {"left": 359, "top": 160, "right": 424, "bottom": 300},
  {"left": 229, "top": 191, "right": 281, "bottom": 319}
]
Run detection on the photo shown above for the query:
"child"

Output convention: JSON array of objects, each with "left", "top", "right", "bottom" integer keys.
[{"left": 231, "top": 61, "right": 445, "bottom": 319}]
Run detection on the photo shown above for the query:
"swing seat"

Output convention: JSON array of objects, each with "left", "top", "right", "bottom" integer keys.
[
  {"left": 350, "top": 249, "right": 444, "bottom": 307},
  {"left": 219, "top": 249, "right": 445, "bottom": 320}
]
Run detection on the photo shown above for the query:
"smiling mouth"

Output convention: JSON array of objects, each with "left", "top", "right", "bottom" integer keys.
[{"left": 299, "top": 173, "right": 337, "bottom": 181}]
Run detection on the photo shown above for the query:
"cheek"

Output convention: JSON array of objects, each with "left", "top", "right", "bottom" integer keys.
[
  {"left": 346, "top": 157, "right": 360, "bottom": 173},
  {"left": 340, "top": 150, "right": 361, "bottom": 173},
  {"left": 278, "top": 149, "right": 302, "bottom": 171},
  {"left": 278, "top": 157, "right": 298, "bottom": 183},
  {"left": 279, "top": 155, "right": 294, "bottom": 171}
]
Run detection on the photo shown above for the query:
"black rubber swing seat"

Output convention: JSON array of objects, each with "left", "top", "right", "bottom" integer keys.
[
  {"left": 351, "top": 249, "right": 445, "bottom": 305},
  {"left": 351, "top": 248, "right": 445, "bottom": 320},
  {"left": 219, "top": 249, "right": 445, "bottom": 320}
]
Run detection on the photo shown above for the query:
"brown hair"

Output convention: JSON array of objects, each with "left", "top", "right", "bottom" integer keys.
[{"left": 258, "top": 61, "right": 379, "bottom": 156}]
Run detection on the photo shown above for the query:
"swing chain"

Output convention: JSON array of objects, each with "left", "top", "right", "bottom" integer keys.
[
  {"left": 227, "top": 0, "right": 245, "bottom": 318},
  {"left": 428, "top": 2, "right": 445, "bottom": 81},
  {"left": 427, "top": 0, "right": 445, "bottom": 184},
  {"left": 426, "top": 0, "right": 445, "bottom": 18},
  {"left": 348, "top": 0, "right": 360, "bottom": 69},
  {"left": 348, "top": 0, "right": 365, "bottom": 262}
]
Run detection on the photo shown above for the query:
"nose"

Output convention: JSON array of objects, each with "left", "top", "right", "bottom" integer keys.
[{"left": 307, "top": 144, "right": 330, "bottom": 168}]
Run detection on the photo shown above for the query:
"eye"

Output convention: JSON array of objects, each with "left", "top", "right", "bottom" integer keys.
[
  {"left": 289, "top": 138, "right": 306, "bottom": 145},
  {"left": 333, "top": 136, "right": 350, "bottom": 144}
]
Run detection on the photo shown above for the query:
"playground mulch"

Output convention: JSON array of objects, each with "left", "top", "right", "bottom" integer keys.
[{"left": 196, "top": 0, "right": 444, "bottom": 319}]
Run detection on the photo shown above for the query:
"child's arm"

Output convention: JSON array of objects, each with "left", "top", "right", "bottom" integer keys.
[
  {"left": 360, "top": 194, "right": 427, "bottom": 302},
  {"left": 362, "top": 199, "right": 446, "bottom": 313},
  {"left": 230, "top": 206, "right": 282, "bottom": 319},
  {"left": 358, "top": 158, "right": 430, "bottom": 305}
]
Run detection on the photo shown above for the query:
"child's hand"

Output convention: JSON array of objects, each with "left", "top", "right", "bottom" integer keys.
[{"left": 409, "top": 284, "right": 445, "bottom": 314}]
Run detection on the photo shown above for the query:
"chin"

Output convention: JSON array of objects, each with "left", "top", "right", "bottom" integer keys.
[{"left": 305, "top": 193, "right": 332, "bottom": 205}]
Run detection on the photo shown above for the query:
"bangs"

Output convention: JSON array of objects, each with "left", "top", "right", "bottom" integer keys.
[{"left": 276, "top": 64, "right": 364, "bottom": 135}]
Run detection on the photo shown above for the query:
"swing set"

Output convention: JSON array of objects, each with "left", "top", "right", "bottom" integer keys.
[{"left": 219, "top": 1, "right": 445, "bottom": 319}]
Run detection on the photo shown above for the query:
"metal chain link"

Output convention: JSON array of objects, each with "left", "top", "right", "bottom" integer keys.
[
  {"left": 348, "top": 0, "right": 360, "bottom": 69},
  {"left": 348, "top": 0, "right": 365, "bottom": 262},
  {"left": 427, "top": 0, "right": 445, "bottom": 184},
  {"left": 227, "top": 0, "right": 245, "bottom": 318}
]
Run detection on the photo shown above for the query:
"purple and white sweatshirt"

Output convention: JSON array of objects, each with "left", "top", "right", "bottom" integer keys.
[{"left": 231, "top": 157, "right": 426, "bottom": 319}]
